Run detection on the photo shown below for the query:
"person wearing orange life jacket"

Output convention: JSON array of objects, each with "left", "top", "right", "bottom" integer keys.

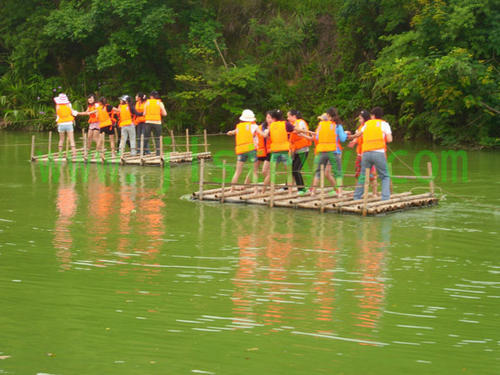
[
  {"left": 348, "top": 109, "right": 378, "bottom": 195},
  {"left": 77, "top": 94, "right": 100, "bottom": 154},
  {"left": 143, "top": 91, "right": 167, "bottom": 156},
  {"left": 262, "top": 109, "right": 295, "bottom": 188},
  {"left": 350, "top": 107, "right": 392, "bottom": 201},
  {"left": 134, "top": 92, "right": 147, "bottom": 150},
  {"left": 255, "top": 112, "right": 273, "bottom": 183},
  {"left": 96, "top": 97, "right": 117, "bottom": 158},
  {"left": 53, "top": 93, "right": 82, "bottom": 158},
  {"left": 226, "top": 109, "right": 264, "bottom": 191},
  {"left": 287, "top": 109, "right": 313, "bottom": 194},
  {"left": 115, "top": 95, "right": 143, "bottom": 156},
  {"left": 309, "top": 107, "right": 348, "bottom": 195}
]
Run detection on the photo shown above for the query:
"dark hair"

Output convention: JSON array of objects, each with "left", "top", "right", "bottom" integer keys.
[
  {"left": 269, "top": 109, "right": 283, "bottom": 121},
  {"left": 98, "top": 97, "right": 107, "bottom": 105},
  {"left": 371, "top": 107, "right": 384, "bottom": 119},
  {"left": 136, "top": 92, "right": 146, "bottom": 102},
  {"left": 87, "top": 94, "right": 97, "bottom": 101},
  {"left": 288, "top": 109, "right": 303, "bottom": 119},
  {"left": 326, "top": 107, "right": 341, "bottom": 123},
  {"left": 359, "top": 110, "right": 370, "bottom": 122},
  {"left": 150, "top": 90, "right": 160, "bottom": 99}
]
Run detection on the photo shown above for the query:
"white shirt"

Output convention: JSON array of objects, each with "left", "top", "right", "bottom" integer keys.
[{"left": 360, "top": 120, "right": 391, "bottom": 153}]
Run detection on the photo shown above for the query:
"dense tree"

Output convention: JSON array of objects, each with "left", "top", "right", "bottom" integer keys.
[{"left": 0, "top": 0, "right": 498, "bottom": 147}]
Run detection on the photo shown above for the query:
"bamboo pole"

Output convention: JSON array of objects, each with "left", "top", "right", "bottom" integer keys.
[
  {"left": 427, "top": 162, "right": 434, "bottom": 196},
  {"left": 204, "top": 129, "right": 208, "bottom": 153},
  {"left": 160, "top": 136, "right": 164, "bottom": 167},
  {"left": 362, "top": 168, "right": 370, "bottom": 216},
  {"left": 140, "top": 134, "right": 144, "bottom": 165},
  {"left": 186, "top": 128, "right": 190, "bottom": 152},
  {"left": 221, "top": 160, "right": 226, "bottom": 203},
  {"left": 199, "top": 158, "right": 205, "bottom": 200},
  {"left": 31, "top": 135, "right": 35, "bottom": 161},
  {"left": 320, "top": 164, "right": 325, "bottom": 213},
  {"left": 48, "top": 131, "right": 52, "bottom": 159},
  {"left": 170, "top": 130, "right": 176, "bottom": 152}
]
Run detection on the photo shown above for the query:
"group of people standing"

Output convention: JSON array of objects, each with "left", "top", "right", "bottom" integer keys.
[
  {"left": 227, "top": 106, "right": 392, "bottom": 200},
  {"left": 53, "top": 91, "right": 167, "bottom": 158}
]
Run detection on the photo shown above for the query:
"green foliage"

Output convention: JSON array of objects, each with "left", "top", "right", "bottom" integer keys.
[{"left": 0, "top": 0, "right": 497, "bottom": 147}]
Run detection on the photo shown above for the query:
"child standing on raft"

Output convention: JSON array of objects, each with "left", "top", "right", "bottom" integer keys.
[
  {"left": 350, "top": 107, "right": 392, "bottom": 201},
  {"left": 262, "top": 109, "right": 295, "bottom": 189},
  {"left": 96, "top": 97, "right": 117, "bottom": 158},
  {"left": 287, "top": 109, "right": 312, "bottom": 194},
  {"left": 54, "top": 93, "right": 81, "bottom": 158},
  {"left": 116, "top": 95, "right": 143, "bottom": 156},
  {"left": 309, "top": 107, "right": 348, "bottom": 195},
  {"left": 226, "top": 109, "right": 261, "bottom": 192}
]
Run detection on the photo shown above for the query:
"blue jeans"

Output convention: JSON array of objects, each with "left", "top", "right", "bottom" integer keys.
[{"left": 354, "top": 151, "right": 391, "bottom": 200}]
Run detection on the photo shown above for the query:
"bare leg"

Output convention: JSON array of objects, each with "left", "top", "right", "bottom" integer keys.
[
  {"left": 58, "top": 132, "right": 65, "bottom": 157},
  {"left": 231, "top": 161, "right": 244, "bottom": 191},
  {"left": 109, "top": 134, "right": 116, "bottom": 157},
  {"left": 67, "top": 131, "right": 77, "bottom": 158}
]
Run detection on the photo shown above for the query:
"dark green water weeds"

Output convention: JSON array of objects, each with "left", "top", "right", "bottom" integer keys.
[{"left": 0, "top": 132, "right": 498, "bottom": 374}]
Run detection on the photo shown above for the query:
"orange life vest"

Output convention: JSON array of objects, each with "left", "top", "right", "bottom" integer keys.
[
  {"left": 97, "top": 105, "right": 112, "bottom": 128},
  {"left": 289, "top": 119, "right": 311, "bottom": 152},
  {"left": 134, "top": 101, "right": 145, "bottom": 124},
  {"left": 269, "top": 121, "right": 289, "bottom": 153},
  {"left": 118, "top": 104, "right": 132, "bottom": 127},
  {"left": 145, "top": 99, "right": 162, "bottom": 122},
  {"left": 235, "top": 122, "right": 256, "bottom": 155},
  {"left": 256, "top": 124, "right": 268, "bottom": 157},
  {"left": 315, "top": 120, "right": 337, "bottom": 153},
  {"left": 56, "top": 104, "right": 74, "bottom": 124},
  {"left": 88, "top": 103, "right": 99, "bottom": 123},
  {"left": 361, "top": 119, "right": 386, "bottom": 153}
]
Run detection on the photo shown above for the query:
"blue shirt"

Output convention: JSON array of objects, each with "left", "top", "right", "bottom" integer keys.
[{"left": 335, "top": 124, "right": 347, "bottom": 154}]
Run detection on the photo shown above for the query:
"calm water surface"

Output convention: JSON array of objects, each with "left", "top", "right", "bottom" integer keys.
[{"left": 0, "top": 132, "right": 498, "bottom": 374}]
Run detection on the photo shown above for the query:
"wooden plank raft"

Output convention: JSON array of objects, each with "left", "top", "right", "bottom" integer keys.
[
  {"left": 192, "top": 163, "right": 439, "bottom": 216},
  {"left": 29, "top": 130, "right": 212, "bottom": 167}
]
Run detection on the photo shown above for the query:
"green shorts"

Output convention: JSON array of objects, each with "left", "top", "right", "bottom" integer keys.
[
  {"left": 270, "top": 151, "right": 290, "bottom": 164},
  {"left": 237, "top": 150, "right": 257, "bottom": 162}
]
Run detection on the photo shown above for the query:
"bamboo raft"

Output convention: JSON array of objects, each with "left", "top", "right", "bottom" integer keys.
[
  {"left": 30, "top": 129, "right": 212, "bottom": 166},
  {"left": 191, "top": 160, "right": 439, "bottom": 216}
]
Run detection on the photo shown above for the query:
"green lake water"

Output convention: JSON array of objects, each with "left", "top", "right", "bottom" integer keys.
[{"left": 0, "top": 131, "right": 498, "bottom": 374}]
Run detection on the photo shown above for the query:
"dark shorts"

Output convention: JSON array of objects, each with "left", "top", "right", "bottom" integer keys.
[
  {"left": 258, "top": 155, "right": 270, "bottom": 162},
  {"left": 99, "top": 126, "right": 114, "bottom": 135}
]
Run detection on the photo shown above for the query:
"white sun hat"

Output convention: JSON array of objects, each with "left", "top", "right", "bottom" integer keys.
[
  {"left": 54, "top": 93, "right": 70, "bottom": 105},
  {"left": 239, "top": 109, "right": 256, "bottom": 122}
]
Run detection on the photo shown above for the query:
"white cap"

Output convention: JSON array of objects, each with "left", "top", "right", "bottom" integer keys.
[{"left": 54, "top": 93, "right": 70, "bottom": 105}]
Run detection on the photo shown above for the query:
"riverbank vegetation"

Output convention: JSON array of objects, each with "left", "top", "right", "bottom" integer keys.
[{"left": 0, "top": 0, "right": 498, "bottom": 147}]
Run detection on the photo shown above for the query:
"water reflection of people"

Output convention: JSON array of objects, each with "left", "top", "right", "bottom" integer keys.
[
  {"left": 352, "top": 218, "right": 391, "bottom": 339},
  {"left": 53, "top": 164, "right": 78, "bottom": 270}
]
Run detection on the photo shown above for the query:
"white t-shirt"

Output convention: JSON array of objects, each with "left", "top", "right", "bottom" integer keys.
[{"left": 360, "top": 120, "right": 391, "bottom": 153}]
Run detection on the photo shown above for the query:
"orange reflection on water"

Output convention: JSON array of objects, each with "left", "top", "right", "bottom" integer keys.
[
  {"left": 352, "top": 220, "right": 390, "bottom": 340},
  {"left": 53, "top": 166, "right": 78, "bottom": 270}
]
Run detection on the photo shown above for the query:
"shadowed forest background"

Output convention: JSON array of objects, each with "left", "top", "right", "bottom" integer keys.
[{"left": 0, "top": 0, "right": 498, "bottom": 147}]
